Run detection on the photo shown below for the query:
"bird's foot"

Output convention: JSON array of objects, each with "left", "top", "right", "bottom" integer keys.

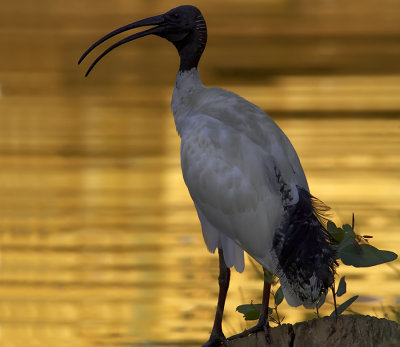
[
  {"left": 227, "top": 321, "right": 270, "bottom": 344},
  {"left": 202, "top": 332, "right": 231, "bottom": 347}
]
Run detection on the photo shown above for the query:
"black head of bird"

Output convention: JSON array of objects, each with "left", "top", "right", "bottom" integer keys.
[{"left": 78, "top": 5, "right": 207, "bottom": 76}]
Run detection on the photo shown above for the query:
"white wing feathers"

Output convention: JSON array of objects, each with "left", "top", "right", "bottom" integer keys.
[
  {"left": 178, "top": 87, "right": 308, "bottom": 272},
  {"left": 196, "top": 205, "right": 245, "bottom": 272}
]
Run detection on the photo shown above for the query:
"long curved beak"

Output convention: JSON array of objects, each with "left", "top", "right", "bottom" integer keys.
[{"left": 79, "top": 14, "right": 165, "bottom": 77}]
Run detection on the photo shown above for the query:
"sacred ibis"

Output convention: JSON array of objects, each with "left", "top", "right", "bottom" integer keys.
[{"left": 79, "top": 5, "right": 337, "bottom": 346}]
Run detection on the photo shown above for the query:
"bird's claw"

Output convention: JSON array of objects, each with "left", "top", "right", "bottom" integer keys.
[
  {"left": 262, "top": 323, "right": 271, "bottom": 345},
  {"left": 202, "top": 332, "right": 231, "bottom": 347},
  {"left": 227, "top": 321, "right": 270, "bottom": 344}
]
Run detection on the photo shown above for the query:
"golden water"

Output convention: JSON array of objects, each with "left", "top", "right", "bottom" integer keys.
[{"left": 0, "top": 0, "right": 399, "bottom": 346}]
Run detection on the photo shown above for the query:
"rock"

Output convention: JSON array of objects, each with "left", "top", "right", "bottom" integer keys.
[{"left": 229, "top": 315, "right": 400, "bottom": 347}]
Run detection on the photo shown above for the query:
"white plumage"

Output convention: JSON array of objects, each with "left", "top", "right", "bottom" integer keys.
[{"left": 172, "top": 68, "right": 310, "bottom": 306}]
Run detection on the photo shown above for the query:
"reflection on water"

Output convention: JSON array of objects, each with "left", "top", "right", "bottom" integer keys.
[{"left": 0, "top": 0, "right": 399, "bottom": 346}]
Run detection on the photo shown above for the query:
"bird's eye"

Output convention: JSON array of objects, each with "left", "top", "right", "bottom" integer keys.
[{"left": 173, "top": 13, "right": 180, "bottom": 19}]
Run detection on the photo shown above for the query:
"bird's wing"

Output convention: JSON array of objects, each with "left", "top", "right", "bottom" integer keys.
[
  {"left": 182, "top": 86, "right": 308, "bottom": 192},
  {"left": 180, "top": 100, "right": 307, "bottom": 270},
  {"left": 181, "top": 113, "right": 280, "bottom": 268},
  {"left": 181, "top": 88, "right": 308, "bottom": 271},
  {"left": 195, "top": 204, "right": 245, "bottom": 272}
]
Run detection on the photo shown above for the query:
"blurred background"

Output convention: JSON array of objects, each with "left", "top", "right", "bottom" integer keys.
[{"left": 0, "top": 0, "right": 399, "bottom": 346}]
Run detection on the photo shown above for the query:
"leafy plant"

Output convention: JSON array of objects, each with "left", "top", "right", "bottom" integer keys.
[
  {"left": 330, "top": 295, "right": 359, "bottom": 317},
  {"left": 327, "top": 219, "right": 397, "bottom": 268},
  {"left": 336, "top": 276, "right": 347, "bottom": 297},
  {"left": 235, "top": 287, "right": 284, "bottom": 325},
  {"left": 269, "top": 286, "right": 284, "bottom": 325},
  {"left": 325, "top": 217, "right": 398, "bottom": 316},
  {"left": 236, "top": 302, "right": 272, "bottom": 321},
  {"left": 329, "top": 276, "right": 359, "bottom": 317},
  {"left": 236, "top": 215, "right": 398, "bottom": 324}
]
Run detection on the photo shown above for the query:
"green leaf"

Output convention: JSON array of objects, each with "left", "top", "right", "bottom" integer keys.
[
  {"left": 337, "top": 239, "right": 355, "bottom": 254},
  {"left": 342, "top": 224, "right": 356, "bottom": 239},
  {"left": 327, "top": 220, "right": 336, "bottom": 233},
  {"left": 340, "top": 243, "right": 398, "bottom": 267},
  {"left": 330, "top": 295, "right": 358, "bottom": 317},
  {"left": 236, "top": 303, "right": 261, "bottom": 320},
  {"left": 335, "top": 224, "right": 357, "bottom": 256},
  {"left": 337, "top": 225, "right": 357, "bottom": 251},
  {"left": 336, "top": 277, "right": 347, "bottom": 297},
  {"left": 327, "top": 221, "right": 345, "bottom": 242},
  {"left": 236, "top": 304, "right": 272, "bottom": 321},
  {"left": 274, "top": 286, "right": 284, "bottom": 306},
  {"left": 317, "top": 292, "right": 326, "bottom": 309}
]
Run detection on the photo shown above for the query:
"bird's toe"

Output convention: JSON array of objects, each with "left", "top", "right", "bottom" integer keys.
[
  {"left": 227, "top": 321, "right": 270, "bottom": 344},
  {"left": 262, "top": 323, "right": 271, "bottom": 344},
  {"left": 202, "top": 332, "right": 231, "bottom": 347}
]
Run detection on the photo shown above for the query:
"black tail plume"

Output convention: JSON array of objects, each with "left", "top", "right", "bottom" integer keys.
[{"left": 273, "top": 187, "right": 337, "bottom": 306}]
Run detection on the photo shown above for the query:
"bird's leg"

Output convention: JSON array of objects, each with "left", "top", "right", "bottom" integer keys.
[
  {"left": 228, "top": 271, "right": 272, "bottom": 343},
  {"left": 331, "top": 284, "right": 338, "bottom": 321},
  {"left": 202, "top": 248, "right": 231, "bottom": 347},
  {"left": 257, "top": 277, "right": 272, "bottom": 343}
]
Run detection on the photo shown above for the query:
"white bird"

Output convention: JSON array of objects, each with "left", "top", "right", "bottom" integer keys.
[{"left": 79, "top": 5, "right": 336, "bottom": 346}]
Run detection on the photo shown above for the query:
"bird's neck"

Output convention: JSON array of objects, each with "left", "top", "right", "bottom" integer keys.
[
  {"left": 171, "top": 68, "right": 205, "bottom": 136},
  {"left": 177, "top": 45, "right": 202, "bottom": 72},
  {"left": 173, "top": 29, "right": 206, "bottom": 72}
]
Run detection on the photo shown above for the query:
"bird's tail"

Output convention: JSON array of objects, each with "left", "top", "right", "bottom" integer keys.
[{"left": 272, "top": 187, "right": 337, "bottom": 307}]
